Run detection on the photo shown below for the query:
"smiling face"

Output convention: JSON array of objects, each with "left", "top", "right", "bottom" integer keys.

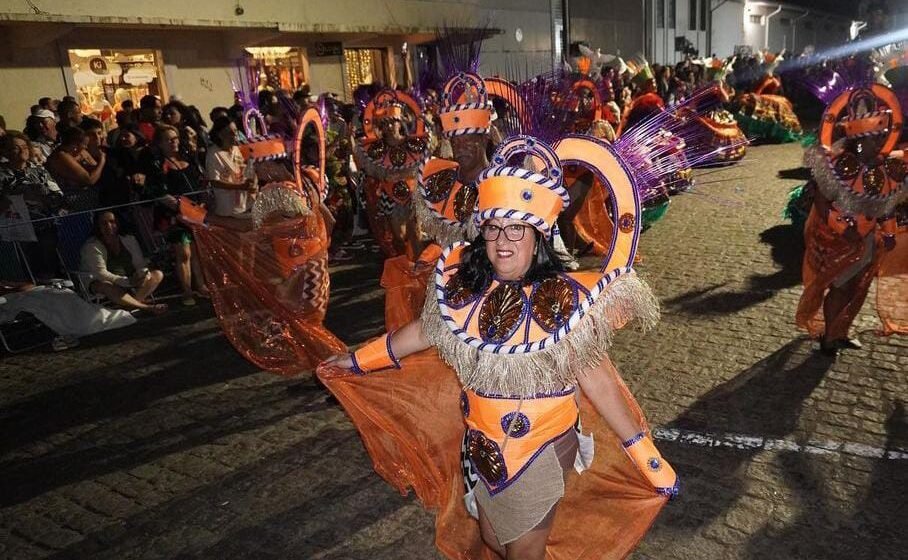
[
  {"left": 482, "top": 217, "right": 537, "bottom": 281},
  {"left": 159, "top": 128, "right": 181, "bottom": 157}
]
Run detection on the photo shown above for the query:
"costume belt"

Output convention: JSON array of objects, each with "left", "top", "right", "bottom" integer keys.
[{"left": 462, "top": 388, "right": 578, "bottom": 495}]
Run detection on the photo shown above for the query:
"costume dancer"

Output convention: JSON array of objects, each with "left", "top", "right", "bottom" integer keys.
[
  {"left": 733, "top": 50, "right": 803, "bottom": 143},
  {"left": 313, "top": 81, "right": 743, "bottom": 555},
  {"left": 796, "top": 68, "right": 908, "bottom": 352},
  {"left": 354, "top": 88, "right": 430, "bottom": 260},
  {"left": 180, "top": 107, "right": 346, "bottom": 373},
  {"left": 689, "top": 57, "right": 747, "bottom": 164}
]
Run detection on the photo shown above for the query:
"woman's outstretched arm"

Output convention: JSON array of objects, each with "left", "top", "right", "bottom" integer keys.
[{"left": 321, "top": 318, "right": 431, "bottom": 373}]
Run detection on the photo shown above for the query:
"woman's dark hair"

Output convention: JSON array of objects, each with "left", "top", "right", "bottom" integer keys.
[
  {"left": 79, "top": 117, "right": 104, "bottom": 132},
  {"left": 116, "top": 123, "right": 146, "bottom": 147},
  {"left": 59, "top": 126, "right": 86, "bottom": 147},
  {"left": 456, "top": 228, "right": 568, "bottom": 293},
  {"left": 184, "top": 105, "right": 207, "bottom": 129},
  {"left": 24, "top": 115, "right": 45, "bottom": 141},
  {"left": 209, "top": 116, "right": 234, "bottom": 149},
  {"left": 162, "top": 100, "right": 187, "bottom": 120}
]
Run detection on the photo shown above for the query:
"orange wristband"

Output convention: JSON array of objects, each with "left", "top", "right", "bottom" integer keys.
[
  {"left": 623, "top": 432, "right": 679, "bottom": 498},
  {"left": 351, "top": 332, "right": 400, "bottom": 374}
]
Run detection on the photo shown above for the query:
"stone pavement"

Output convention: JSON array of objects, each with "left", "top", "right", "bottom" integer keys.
[{"left": 0, "top": 143, "right": 905, "bottom": 559}]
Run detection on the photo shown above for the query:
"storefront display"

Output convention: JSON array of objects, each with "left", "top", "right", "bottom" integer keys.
[{"left": 68, "top": 49, "right": 168, "bottom": 129}]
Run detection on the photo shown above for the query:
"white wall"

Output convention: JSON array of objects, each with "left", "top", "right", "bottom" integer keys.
[
  {"left": 570, "top": 0, "right": 645, "bottom": 57},
  {"left": 711, "top": 0, "right": 744, "bottom": 58}
]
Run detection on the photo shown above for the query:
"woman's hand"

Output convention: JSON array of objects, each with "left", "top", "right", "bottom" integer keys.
[{"left": 319, "top": 353, "right": 356, "bottom": 378}]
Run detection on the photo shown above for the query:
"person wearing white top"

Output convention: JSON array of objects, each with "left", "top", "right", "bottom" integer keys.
[{"left": 204, "top": 117, "right": 258, "bottom": 231}]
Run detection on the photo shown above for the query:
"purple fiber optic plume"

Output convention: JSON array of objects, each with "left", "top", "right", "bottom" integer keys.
[
  {"left": 793, "top": 56, "right": 876, "bottom": 105},
  {"left": 613, "top": 86, "right": 748, "bottom": 203},
  {"left": 436, "top": 23, "right": 488, "bottom": 78},
  {"left": 352, "top": 84, "right": 374, "bottom": 114},
  {"left": 316, "top": 95, "right": 331, "bottom": 129}
]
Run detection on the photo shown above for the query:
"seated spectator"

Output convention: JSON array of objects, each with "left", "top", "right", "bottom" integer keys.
[
  {"left": 24, "top": 109, "right": 58, "bottom": 164},
  {"left": 142, "top": 124, "right": 208, "bottom": 305},
  {"left": 0, "top": 132, "right": 65, "bottom": 279},
  {"left": 204, "top": 116, "right": 257, "bottom": 231},
  {"left": 46, "top": 123, "right": 105, "bottom": 210},
  {"left": 80, "top": 210, "right": 167, "bottom": 314}
]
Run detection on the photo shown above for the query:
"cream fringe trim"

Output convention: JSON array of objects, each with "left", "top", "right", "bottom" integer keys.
[
  {"left": 420, "top": 271, "right": 660, "bottom": 396},
  {"left": 805, "top": 145, "right": 908, "bottom": 219},
  {"left": 411, "top": 188, "right": 470, "bottom": 247}
]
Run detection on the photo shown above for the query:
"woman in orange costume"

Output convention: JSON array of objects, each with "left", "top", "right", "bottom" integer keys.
[
  {"left": 354, "top": 89, "right": 430, "bottom": 260},
  {"left": 179, "top": 108, "right": 346, "bottom": 374},
  {"left": 318, "top": 133, "right": 680, "bottom": 559},
  {"left": 796, "top": 82, "right": 908, "bottom": 353},
  {"left": 556, "top": 52, "right": 622, "bottom": 256}
]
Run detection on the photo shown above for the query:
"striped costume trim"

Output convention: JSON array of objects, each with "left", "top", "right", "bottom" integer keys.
[{"left": 432, "top": 242, "right": 635, "bottom": 355}]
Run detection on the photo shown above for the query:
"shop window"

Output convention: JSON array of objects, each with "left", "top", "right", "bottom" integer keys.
[
  {"left": 244, "top": 47, "right": 308, "bottom": 92},
  {"left": 750, "top": 14, "right": 763, "bottom": 25},
  {"left": 68, "top": 49, "right": 167, "bottom": 130},
  {"left": 344, "top": 48, "right": 390, "bottom": 99}
]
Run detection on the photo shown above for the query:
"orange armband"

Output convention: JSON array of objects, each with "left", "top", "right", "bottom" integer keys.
[
  {"left": 623, "top": 432, "right": 679, "bottom": 499},
  {"left": 351, "top": 332, "right": 400, "bottom": 375}
]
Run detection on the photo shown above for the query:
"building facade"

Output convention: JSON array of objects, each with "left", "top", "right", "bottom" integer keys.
[{"left": 0, "top": 0, "right": 647, "bottom": 129}]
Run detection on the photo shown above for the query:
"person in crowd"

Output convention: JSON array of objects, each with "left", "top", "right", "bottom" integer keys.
[
  {"left": 55, "top": 98, "right": 83, "bottom": 134},
  {"left": 137, "top": 95, "right": 163, "bottom": 143},
  {"left": 226, "top": 104, "right": 248, "bottom": 141},
  {"left": 182, "top": 105, "right": 209, "bottom": 168},
  {"left": 38, "top": 97, "right": 58, "bottom": 113},
  {"left": 0, "top": 115, "right": 7, "bottom": 138},
  {"left": 80, "top": 210, "right": 167, "bottom": 314},
  {"left": 208, "top": 106, "right": 229, "bottom": 126},
  {"left": 98, "top": 122, "right": 146, "bottom": 209},
  {"left": 29, "top": 105, "right": 40, "bottom": 117},
  {"left": 142, "top": 124, "right": 208, "bottom": 305},
  {"left": 0, "top": 132, "right": 65, "bottom": 279},
  {"left": 162, "top": 101, "right": 184, "bottom": 128},
  {"left": 24, "top": 109, "right": 58, "bottom": 164},
  {"left": 45, "top": 125, "right": 105, "bottom": 210},
  {"left": 204, "top": 116, "right": 257, "bottom": 230}
]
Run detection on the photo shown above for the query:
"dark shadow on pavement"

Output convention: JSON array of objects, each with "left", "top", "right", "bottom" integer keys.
[
  {"left": 742, "top": 402, "right": 907, "bottom": 559},
  {"left": 664, "top": 224, "right": 804, "bottom": 316},
  {"left": 658, "top": 339, "right": 834, "bottom": 529}
]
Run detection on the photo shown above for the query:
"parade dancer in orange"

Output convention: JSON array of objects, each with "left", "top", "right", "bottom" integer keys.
[{"left": 796, "top": 81, "right": 908, "bottom": 353}]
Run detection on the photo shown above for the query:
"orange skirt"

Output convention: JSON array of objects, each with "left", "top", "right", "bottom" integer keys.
[{"left": 318, "top": 350, "right": 667, "bottom": 559}]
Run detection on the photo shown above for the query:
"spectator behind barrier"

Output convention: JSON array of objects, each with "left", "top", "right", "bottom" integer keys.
[
  {"left": 80, "top": 210, "right": 167, "bottom": 314},
  {"left": 46, "top": 122, "right": 105, "bottom": 211},
  {"left": 0, "top": 131, "right": 65, "bottom": 279},
  {"left": 143, "top": 124, "right": 208, "bottom": 306},
  {"left": 137, "top": 95, "right": 162, "bottom": 144},
  {"left": 24, "top": 109, "right": 58, "bottom": 164},
  {"left": 204, "top": 116, "right": 257, "bottom": 231}
]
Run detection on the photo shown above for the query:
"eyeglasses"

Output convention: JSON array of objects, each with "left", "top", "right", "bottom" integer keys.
[{"left": 480, "top": 223, "right": 530, "bottom": 242}]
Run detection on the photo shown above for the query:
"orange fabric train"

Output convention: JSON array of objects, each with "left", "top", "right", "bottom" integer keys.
[
  {"left": 318, "top": 351, "right": 666, "bottom": 560},
  {"left": 876, "top": 218, "right": 908, "bottom": 335},
  {"left": 380, "top": 244, "right": 443, "bottom": 331},
  {"left": 565, "top": 168, "right": 614, "bottom": 256},
  {"left": 190, "top": 186, "right": 346, "bottom": 375}
]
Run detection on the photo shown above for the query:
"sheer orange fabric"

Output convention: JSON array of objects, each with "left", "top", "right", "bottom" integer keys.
[
  {"left": 381, "top": 244, "right": 442, "bottom": 331},
  {"left": 877, "top": 229, "right": 908, "bottom": 335},
  {"left": 568, "top": 172, "right": 614, "bottom": 257},
  {"left": 191, "top": 211, "right": 346, "bottom": 375},
  {"left": 795, "top": 203, "right": 885, "bottom": 340},
  {"left": 317, "top": 351, "right": 667, "bottom": 559},
  {"left": 363, "top": 176, "right": 402, "bottom": 258}
]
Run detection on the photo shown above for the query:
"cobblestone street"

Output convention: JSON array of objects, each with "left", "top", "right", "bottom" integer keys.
[{"left": 0, "top": 143, "right": 905, "bottom": 559}]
